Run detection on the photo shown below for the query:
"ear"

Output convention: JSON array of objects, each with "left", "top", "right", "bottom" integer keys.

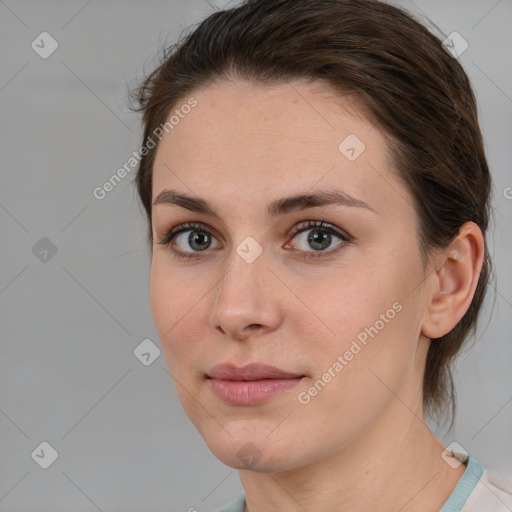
[{"left": 421, "top": 222, "right": 485, "bottom": 339}]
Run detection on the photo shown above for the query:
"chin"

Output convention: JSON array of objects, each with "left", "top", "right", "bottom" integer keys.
[
  {"left": 201, "top": 427, "right": 304, "bottom": 473},
  {"left": 211, "top": 446, "right": 290, "bottom": 472}
]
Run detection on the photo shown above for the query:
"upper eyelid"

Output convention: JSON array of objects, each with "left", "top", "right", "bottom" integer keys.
[{"left": 163, "top": 220, "right": 350, "bottom": 245}]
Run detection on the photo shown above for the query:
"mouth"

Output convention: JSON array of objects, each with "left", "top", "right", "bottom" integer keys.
[
  {"left": 207, "top": 377, "right": 305, "bottom": 406},
  {"left": 206, "top": 362, "right": 306, "bottom": 405},
  {"left": 206, "top": 362, "right": 305, "bottom": 381}
]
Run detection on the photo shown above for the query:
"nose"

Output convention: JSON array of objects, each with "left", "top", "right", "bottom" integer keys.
[{"left": 209, "top": 246, "right": 283, "bottom": 341}]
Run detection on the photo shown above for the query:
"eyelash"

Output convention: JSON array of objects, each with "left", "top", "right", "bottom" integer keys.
[{"left": 156, "top": 220, "right": 351, "bottom": 261}]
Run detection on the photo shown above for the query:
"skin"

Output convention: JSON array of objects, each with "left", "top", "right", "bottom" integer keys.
[{"left": 149, "top": 77, "right": 485, "bottom": 512}]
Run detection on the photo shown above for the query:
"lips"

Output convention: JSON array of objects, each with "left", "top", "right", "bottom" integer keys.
[
  {"left": 206, "top": 363, "right": 306, "bottom": 406},
  {"left": 206, "top": 362, "right": 304, "bottom": 381}
]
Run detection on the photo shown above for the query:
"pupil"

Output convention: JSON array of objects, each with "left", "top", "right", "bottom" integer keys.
[
  {"left": 309, "top": 231, "right": 330, "bottom": 250},
  {"left": 190, "top": 231, "right": 210, "bottom": 251}
]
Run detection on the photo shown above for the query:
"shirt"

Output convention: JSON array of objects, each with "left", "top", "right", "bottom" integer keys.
[{"left": 216, "top": 457, "right": 512, "bottom": 512}]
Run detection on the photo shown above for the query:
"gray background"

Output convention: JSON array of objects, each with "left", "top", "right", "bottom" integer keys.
[{"left": 0, "top": 0, "right": 511, "bottom": 511}]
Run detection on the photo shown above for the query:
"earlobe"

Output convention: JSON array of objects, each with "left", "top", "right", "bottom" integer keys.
[{"left": 421, "top": 222, "right": 485, "bottom": 339}]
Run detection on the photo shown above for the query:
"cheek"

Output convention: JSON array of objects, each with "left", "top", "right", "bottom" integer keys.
[
  {"left": 297, "top": 257, "right": 415, "bottom": 378},
  {"left": 149, "top": 262, "right": 215, "bottom": 380},
  {"left": 150, "top": 260, "right": 195, "bottom": 328},
  {"left": 305, "top": 256, "right": 423, "bottom": 402},
  {"left": 149, "top": 265, "right": 171, "bottom": 337},
  {"left": 294, "top": 285, "right": 412, "bottom": 430},
  {"left": 299, "top": 271, "right": 390, "bottom": 344},
  {"left": 149, "top": 265, "right": 190, "bottom": 364}
]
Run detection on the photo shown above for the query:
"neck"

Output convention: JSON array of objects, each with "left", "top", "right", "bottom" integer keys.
[{"left": 240, "top": 402, "right": 465, "bottom": 512}]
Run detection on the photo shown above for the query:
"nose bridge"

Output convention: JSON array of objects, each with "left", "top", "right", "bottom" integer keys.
[
  {"left": 210, "top": 238, "right": 278, "bottom": 336},
  {"left": 213, "top": 239, "right": 265, "bottom": 312}
]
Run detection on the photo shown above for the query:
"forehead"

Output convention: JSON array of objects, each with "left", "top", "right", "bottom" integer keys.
[{"left": 151, "top": 79, "right": 411, "bottom": 220}]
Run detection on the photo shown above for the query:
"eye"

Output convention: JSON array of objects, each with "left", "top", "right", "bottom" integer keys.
[
  {"left": 285, "top": 220, "right": 350, "bottom": 259},
  {"left": 156, "top": 219, "right": 350, "bottom": 260},
  {"left": 156, "top": 222, "right": 220, "bottom": 259}
]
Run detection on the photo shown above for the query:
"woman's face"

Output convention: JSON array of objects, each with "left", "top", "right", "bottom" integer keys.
[{"left": 150, "top": 78, "right": 434, "bottom": 471}]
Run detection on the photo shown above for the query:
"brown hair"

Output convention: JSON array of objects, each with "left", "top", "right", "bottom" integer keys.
[{"left": 129, "top": 0, "right": 494, "bottom": 424}]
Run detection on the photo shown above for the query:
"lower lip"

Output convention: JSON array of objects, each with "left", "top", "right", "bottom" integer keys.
[{"left": 208, "top": 377, "right": 303, "bottom": 405}]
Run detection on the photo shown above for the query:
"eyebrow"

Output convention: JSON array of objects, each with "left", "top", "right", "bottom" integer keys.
[{"left": 152, "top": 188, "right": 375, "bottom": 218}]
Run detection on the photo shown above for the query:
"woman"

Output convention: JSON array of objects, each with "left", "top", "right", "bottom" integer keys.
[{"left": 130, "top": 0, "right": 512, "bottom": 510}]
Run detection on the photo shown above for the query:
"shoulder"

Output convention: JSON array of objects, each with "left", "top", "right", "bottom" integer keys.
[
  {"left": 462, "top": 466, "right": 512, "bottom": 511},
  {"left": 213, "top": 492, "right": 246, "bottom": 512}
]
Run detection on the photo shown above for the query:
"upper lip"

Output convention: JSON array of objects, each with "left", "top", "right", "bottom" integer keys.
[{"left": 207, "top": 363, "right": 304, "bottom": 381}]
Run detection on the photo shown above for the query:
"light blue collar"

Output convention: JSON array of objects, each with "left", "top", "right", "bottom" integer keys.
[
  {"left": 218, "top": 492, "right": 245, "bottom": 512},
  {"left": 219, "top": 457, "right": 485, "bottom": 512},
  {"left": 439, "top": 456, "right": 484, "bottom": 511}
]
